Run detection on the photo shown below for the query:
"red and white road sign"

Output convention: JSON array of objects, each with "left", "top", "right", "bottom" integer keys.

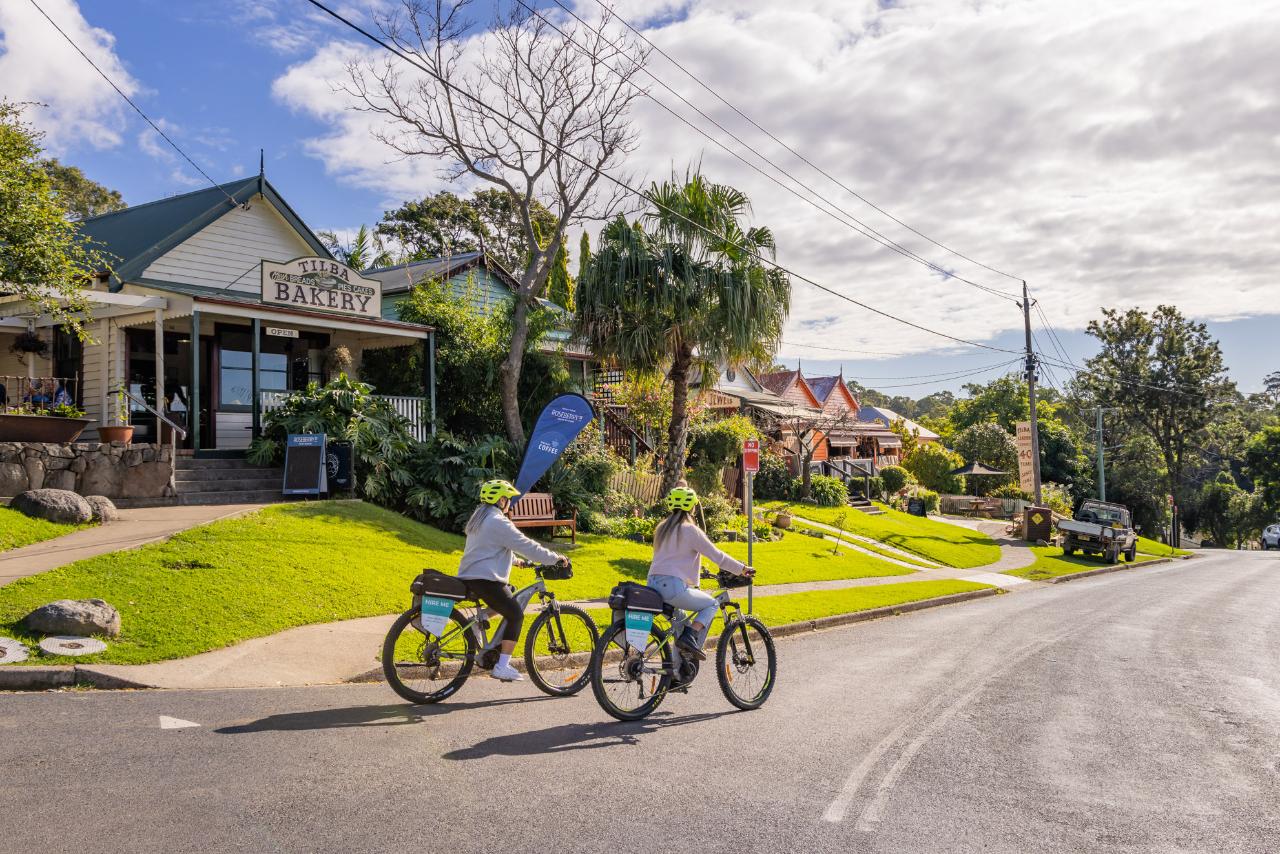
[{"left": 742, "top": 439, "right": 760, "bottom": 473}]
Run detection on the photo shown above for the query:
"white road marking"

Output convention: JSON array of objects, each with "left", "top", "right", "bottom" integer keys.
[{"left": 158, "top": 716, "right": 200, "bottom": 730}]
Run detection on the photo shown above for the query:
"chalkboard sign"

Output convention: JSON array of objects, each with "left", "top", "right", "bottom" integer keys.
[
  {"left": 907, "top": 497, "right": 926, "bottom": 517},
  {"left": 283, "top": 433, "right": 327, "bottom": 495}
]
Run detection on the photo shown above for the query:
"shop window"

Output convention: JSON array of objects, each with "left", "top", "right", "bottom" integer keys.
[{"left": 217, "top": 326, "right": 328, "bottom": 410}]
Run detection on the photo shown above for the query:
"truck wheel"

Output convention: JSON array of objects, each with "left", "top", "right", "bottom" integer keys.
[
  {"left": 1107, "top": 548, "right": 1119, "bottom": 565},
  {"left": 1126, "top": 545, "right": 1137, "bottom": 562}
]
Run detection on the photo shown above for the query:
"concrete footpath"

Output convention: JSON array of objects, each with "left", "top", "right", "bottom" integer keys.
[{"left": 0, "top": 504, "right": 270, "bottom": 588}]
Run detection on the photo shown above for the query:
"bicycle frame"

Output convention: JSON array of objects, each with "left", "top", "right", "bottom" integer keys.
[
  {"left": 420, "top": 577, "right": 568, "bottom": 661},
  {"left": 644, "top": 585, "right": 755, "bottom": 680}
]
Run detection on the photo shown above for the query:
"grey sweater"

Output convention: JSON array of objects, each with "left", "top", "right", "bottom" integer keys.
[{"left": 457, "top": 505, "right": 562, "bottom": 583}]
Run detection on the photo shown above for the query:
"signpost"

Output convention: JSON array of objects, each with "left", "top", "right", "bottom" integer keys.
[
  {"left": 1015, "top": 421, "right": 1036, "bottom": 494},
  {"left": 743, "top": 439, "right": 759, "bottom": 614}
]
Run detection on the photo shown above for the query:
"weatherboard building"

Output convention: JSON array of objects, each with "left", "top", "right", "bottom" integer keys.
[{"left": 0, "top": 175, "right": 437, "bottom": 454}]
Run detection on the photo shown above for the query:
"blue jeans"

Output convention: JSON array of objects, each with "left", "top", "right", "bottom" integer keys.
[{"left": 649, "top": 574, "right": 717, "bottom": 630}]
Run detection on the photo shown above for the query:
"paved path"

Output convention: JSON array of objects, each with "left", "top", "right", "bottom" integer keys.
[
  {"left": 0, "top": 504, "right": 270, "bottom": 587},
  {"left": 3, "top": 550, "right": 1275, "bottom": 853}
]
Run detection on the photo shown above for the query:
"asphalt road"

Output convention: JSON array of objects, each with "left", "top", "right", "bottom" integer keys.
[{"left": 4, "top": 550, "right": 1280, "bottom": 853}]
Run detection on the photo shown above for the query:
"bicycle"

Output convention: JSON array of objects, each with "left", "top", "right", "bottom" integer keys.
[
  {"left": 382, "top": 563, "right": 598, "bottom": 704},
  {"left": 589, "top": 569, "right": 777, "bottom": 721}
]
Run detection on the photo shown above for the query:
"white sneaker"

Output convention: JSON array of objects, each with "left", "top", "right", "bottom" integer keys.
[{"left": 490, "top": 662, "right": 523, "bottom": 682}]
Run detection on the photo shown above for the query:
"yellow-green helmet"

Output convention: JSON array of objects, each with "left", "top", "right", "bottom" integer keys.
[
  {"left": 479, "top": 479, "right": 521, "bottom": 505},
  {"left": 665, "top": 486, "right": 698, "bottom": 513}
]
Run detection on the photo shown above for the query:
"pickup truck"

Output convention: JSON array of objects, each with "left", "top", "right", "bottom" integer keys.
[{"left": 1058, "top": 500, "right": 1137, "bottom": 564}]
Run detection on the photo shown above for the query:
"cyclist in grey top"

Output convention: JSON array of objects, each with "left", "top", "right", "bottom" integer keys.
[
  {"left": 458, "top": 479, "right": 568, "bottom": 682},
  {"left": 648, "top": 486, "right": 753, "bottom": 661}
]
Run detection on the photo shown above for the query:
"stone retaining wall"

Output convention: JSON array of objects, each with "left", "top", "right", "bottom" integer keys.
[{"left": 0, "top": 443, "right": 173, "bottom": 499}]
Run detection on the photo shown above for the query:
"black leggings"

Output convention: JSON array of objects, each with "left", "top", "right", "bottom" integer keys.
[{"left": 467, "top": 580, "right": 524, "bottom": 644}]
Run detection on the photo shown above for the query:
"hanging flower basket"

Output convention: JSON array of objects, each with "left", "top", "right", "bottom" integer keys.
[{"left": 9, "top": 331, "right": 49, "bottom": 358}]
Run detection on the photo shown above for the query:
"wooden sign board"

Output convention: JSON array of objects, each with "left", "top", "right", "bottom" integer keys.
[{"left": 1015, "top": 421, "right": 1035, "bottom": 493}]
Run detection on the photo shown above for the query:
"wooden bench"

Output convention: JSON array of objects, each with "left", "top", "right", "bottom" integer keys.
[{"left": 509, "top": 492, "right": 577, "bottom": 544}]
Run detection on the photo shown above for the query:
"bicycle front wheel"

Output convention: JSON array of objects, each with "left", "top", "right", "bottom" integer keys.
[
  {"left": 716, "top": 615, "right": 776, "bottom": 711},
  {"left": 590, "top": 620, "right": 672, "bottom": 721},
  {"left": 524, "top": 604, "right": 598, "bottom": 697},
  {"left": 382, "top": 609, "right": 476, "bottom": 704}
]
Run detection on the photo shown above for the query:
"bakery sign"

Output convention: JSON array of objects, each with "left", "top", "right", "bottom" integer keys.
[{"left": 261, "top": 257, "right": 381, "bottom": 319}]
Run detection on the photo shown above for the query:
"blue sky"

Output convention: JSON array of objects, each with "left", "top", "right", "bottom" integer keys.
[{"left": 3, "top": 0, "right": 1277, "bottom": 396}]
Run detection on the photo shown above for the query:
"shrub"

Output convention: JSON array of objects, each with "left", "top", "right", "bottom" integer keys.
[
  {"left": 902, "top": 443, "right": 965, "bottom": 494},
  {"left": 688, "top": 460, "right": 727, "bottom": 496},
  {"left": 613, "top": 515, "right": 658, "bottom": 541},
  {"left": 916, "top": 488, "right": 940, "bottom": 514},
  {"left": 699, "top": 494, "right": 740, "bottom": 535},
  {"left": 1040, "top": 481, "right": 1074, "bottom": 518},
  {"left": 804, "top": 474, "right": 848, "bottom": 507},
  {"left": 247, "top": 374, "right": 416, "bottom": 506},
  {"left": 542, "top": 424, "right": 619, "bottom": 517},
  {"left": 688, "top": 415, "right": 760, "bottom": 468},
  {"left": 402, "top": 432, "right": 515, "bottom": 531},
  {"left": 754, "top": 452, "right": 793, "bottom": 500},
  {"left": 951, "top": 422, "right": 1018, "bottom": 495},
  {"left": 879, "top": 465, "right": 913, "bottom": 495},
  {"left": 991, "top": 483, "right": 1030, "bottom": 500},
  {"left": 728, "top": 514, "right": 777, "bottom": 542}
]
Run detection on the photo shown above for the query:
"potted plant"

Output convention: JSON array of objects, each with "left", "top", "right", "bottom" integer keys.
[
  {"left": 97, "top": 391, "right": 134, "bottom": 444},
  {"left": 0, "top": 401, "right": 95, "bottom": 442},
  {"left": 773, "top": 506, "right": 793, "bottom": 529}
]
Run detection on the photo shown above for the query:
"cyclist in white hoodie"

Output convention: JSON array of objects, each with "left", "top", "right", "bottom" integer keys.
[{"left": 457, "top": 480, "right": 568, "bottom": 682}]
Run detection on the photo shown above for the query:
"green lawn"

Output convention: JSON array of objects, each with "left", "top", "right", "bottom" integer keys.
[
  {"left": 787, "top": 518, "right": 937, "bottom": 568},
  {"left": 0, "top": 501, "right": 913, "bottom": 666},
  {"left": 1004, "top": 545, "right": 1160, "bottom": 581},
  {"left": 0, "top": 506, "right": 89, "bottom": 553},
  {"left": 585, "top": 578, "right": 995, "bottom": 634},
  {"left": 765, "top": 501, "right": 1001, "bottom": 569},
  {"left": 1136, "top": 536, "right": 1191, "bottom": 557}
]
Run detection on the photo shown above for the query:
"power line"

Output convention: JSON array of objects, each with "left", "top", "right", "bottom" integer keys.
[
  {"left": 819, "top": 359, "right": 1020, "bottom": 382},
  {"left": 526, "top": 0, "right": 1021, "bottom": 303},
  {"left": 780, "top": 340, "right": 917, "bottom": 357},
  {"left": 584, "top": 0, "right": 1024, "bottom": 283},
  {"left": 304, "top": 0, "right": 1025, "bottom": 357},
  {"left": 28, "top": 0, "right": 240, "bottom": 209},
  {"left": 852, "top": 359, "right": 1023, "bottom": 389}
]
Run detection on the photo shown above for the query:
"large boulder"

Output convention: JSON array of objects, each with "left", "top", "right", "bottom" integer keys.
[
  {"left": 83, "top": 495, "right": 120, "bottom": 522},
  {"left": 22, "top": 598, "right": 121, "bottom": 638},
  {"left": 11, "top": 488, "right": 93, "bottom": 524}
]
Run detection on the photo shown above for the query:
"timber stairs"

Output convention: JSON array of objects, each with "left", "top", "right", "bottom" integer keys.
[
  {"left": 115, "top": 458, "right": 292, "bottom": 508},
  {"left": 848, "top": 496, "right": 885, "bottom": 516}
]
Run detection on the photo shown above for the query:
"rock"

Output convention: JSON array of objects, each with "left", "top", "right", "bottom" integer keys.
[
  {"left": 122, "top": 461, "right": 170, "bottom": 498},
  {"left": 21, "top": 456, "right": 44, "bottom": 490},
  {"left": 22, "top": 598, "right": 121, "bottom": 638},
  {"left": 11, "top": 488, "right": 93, "bottom": 524},
  {"left": 44, "top": 469, "right": 76, "bottom": 491},
  {"left": 80, "top": 456, "right": 124, "bottom": 496},
  {"left": 0, "top": 461, "right": 28, "bottom": 497},
  {"left": 84, "top": 495, "right": 120, "bottom": 522}
]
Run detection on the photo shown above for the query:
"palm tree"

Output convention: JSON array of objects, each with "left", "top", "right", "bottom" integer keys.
[
  {"left": 318, "top": 224, "right": 394, "bottom": 271},
  {"left": 576, "top": 174, "right": 790, "bottom": 493}
]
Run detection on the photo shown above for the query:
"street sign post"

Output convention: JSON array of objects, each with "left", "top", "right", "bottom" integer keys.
[{"left": 743, "top": 439, "right": 759, "bottom": 614}]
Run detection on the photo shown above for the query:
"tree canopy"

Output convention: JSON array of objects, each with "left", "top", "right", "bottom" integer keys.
[
  {"left": 0, "top": 102, "right": 107, "bottom": 335},
  {"left": 41, "top": 158, "right": 125, "bottom": 221}
]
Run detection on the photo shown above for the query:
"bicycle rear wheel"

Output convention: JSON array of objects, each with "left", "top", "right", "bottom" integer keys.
[
  {"left": 716, "top": 615, "right": 776, "bottom": 711},
  {"left": 590, "top": 620, "right": 672, "bottom": 721},
  {"left": 382, "top": 609, "right": 475, "bottom": 704},
  {"left": 524, "top": 604, "right": 598, "bottom": 697}
]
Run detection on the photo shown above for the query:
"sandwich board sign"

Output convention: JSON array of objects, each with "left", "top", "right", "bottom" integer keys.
[{"left": 283, "top": 433, "right": 327, "bottom": 496}]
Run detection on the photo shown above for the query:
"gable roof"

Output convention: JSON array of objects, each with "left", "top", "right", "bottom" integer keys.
[
  {"left": 78, "top": 176, "right": 331, "bottom": 288},
  {"left": 365, "top": 249, "right": 522, "bottom": 295},
  {"left": 758, "top": 369, "right": 821, "bottom": 408},
  {"left": 807, "top": 374, "right": 860, "bottom": 411}
]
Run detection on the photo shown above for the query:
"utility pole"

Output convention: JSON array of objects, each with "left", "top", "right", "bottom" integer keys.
[
  {"left": 1021, "top": 281, "right": 1043, "bottom": 505},
  {"left": 1095, "top": 406, "right": 1106, "bottom": 502}
]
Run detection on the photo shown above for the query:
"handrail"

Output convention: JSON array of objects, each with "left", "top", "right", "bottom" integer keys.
[
  {"left": 113, "top": 385, "right": 185, "bottom": 496},
  {"left": 114, "top": 385, "right": 187, "bottom": 438}
]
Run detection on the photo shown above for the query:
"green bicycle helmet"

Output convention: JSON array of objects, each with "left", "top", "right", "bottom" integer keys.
[
  {"left": 665, "top": 486, "right": 699, "bottom": 513},
  {"left": 479, "top": 479, "right": 521, "bottom": 505}
]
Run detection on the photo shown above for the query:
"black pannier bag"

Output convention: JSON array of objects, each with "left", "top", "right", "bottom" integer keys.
[
  {"left": 608, "top": 581, "right": 666, "bottom": 625},
  {"left": 410, "top": 569, "right": 469, "bottom": 600}
]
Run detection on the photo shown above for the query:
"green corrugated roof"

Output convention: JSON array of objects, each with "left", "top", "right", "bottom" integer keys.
[{"left": 77, "top": 176, "right": 331, "bottom": 287}]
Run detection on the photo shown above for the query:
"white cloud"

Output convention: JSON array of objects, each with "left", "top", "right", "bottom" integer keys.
[
  {"left": 137, "top": 119, "right": 204, "bottom": 188},
  {"left": 271, "top": 0, "right": 1280, "bottom": 359},
  {"left": 0, "top": 0, "right": 140, "bottom": 150}
]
